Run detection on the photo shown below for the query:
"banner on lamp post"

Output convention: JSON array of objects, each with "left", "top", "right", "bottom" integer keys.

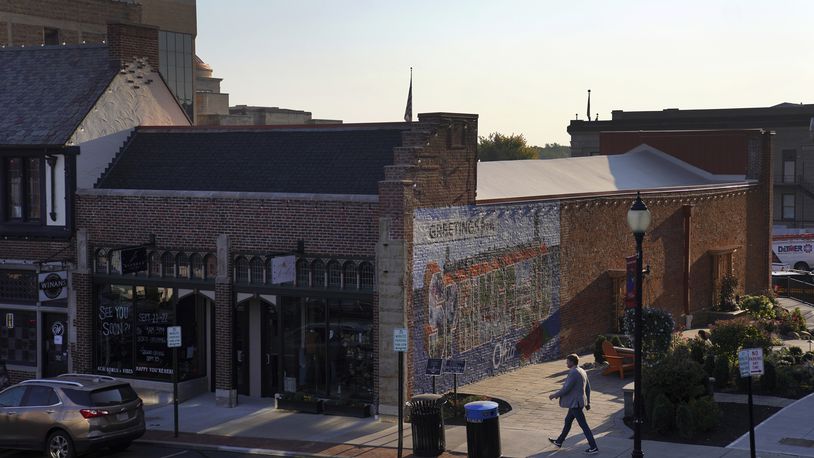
[{"left": 625, "top": 255, "right": 636, "bottom": 308}]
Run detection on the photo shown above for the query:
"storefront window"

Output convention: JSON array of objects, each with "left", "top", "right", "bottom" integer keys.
[
  {"left": 134, "top": 287, "right": 174, "bottom": 380},
  {"left": 176, "top": 294, "right": 207, "bottom": 381},
  {"left": 301, "top": 299, "right": 326, "bottom": 394},
  {"left": 0, "top": 309, "right": 37, "bottom": 366},
  {"left": 0, "top": 270, "right": 37, "bottom": 303},
  {"left": 96, "top": 285, "right": 134, "bottom": 376},
  {"left": 328, "top": 300, "right": 373, "bottom": 400}
]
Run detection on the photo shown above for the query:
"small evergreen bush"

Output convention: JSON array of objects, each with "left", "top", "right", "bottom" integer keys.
[
  {"left": 714, "top": 356, "right": 730, "bottom": 389},
  {"left": 650, "top": 393, "right": 675, "bottom": 434},
  {"left": 761, "top": 361, "right": 776, "bottom": 392},
  {"left": 704, "top": 354, "right": 716, "bottom": 377},
  {"left": 675, "top": 403, "right": 695, "bottom": 439},
  {"left": 710, "top": 317, "right": 772, "bottom": 364},
  {"left": 689, "top": 396, "right": 720, "bottom": 432}
]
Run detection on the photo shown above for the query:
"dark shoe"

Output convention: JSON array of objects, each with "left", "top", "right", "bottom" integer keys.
[
  {"left": 585, "top": 446, "right": 599, "bottom": 454},
  {"left": 548, "top": 438, "right": 562, "bottom": 448}
]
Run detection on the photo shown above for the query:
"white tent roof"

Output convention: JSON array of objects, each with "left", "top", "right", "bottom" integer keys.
[{"left": 476, "top": 145, "right": 749, "bottom": 201}]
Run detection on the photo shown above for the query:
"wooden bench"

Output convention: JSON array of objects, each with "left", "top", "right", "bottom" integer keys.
[{"left": 602, "top": 340, "right": 635, "bottom": 379}]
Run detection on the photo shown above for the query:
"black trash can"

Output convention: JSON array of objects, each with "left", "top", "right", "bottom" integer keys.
[
  {"left": 465, "top": 400, "right": 501, "bottom": 458},
  {"left": 408, "top": 394, "right": 446, "bottom": 457}
]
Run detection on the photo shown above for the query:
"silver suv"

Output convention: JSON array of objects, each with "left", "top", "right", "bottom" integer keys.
[{"left": 0, "top": 374, "right": 145, "bottom": 458}]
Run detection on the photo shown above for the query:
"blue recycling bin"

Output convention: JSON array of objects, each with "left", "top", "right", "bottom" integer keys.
[{"left": 465, "top": 401, "right": 501, "bottom": 458}]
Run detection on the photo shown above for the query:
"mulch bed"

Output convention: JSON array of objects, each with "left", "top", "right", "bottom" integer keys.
[{"left": 624, "top": 402, "right": 781, "bottom": 447}]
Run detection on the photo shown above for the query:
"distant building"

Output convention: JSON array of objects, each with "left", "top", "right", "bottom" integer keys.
[
  {"left": 195, "top": 56, "right": 341, "bottom": 126},
  {"left": 0, "top": 0, "right": 197, "bottom": 120},
  {"left": 567, "top": 103, "right": 814, "bottom": 232}
]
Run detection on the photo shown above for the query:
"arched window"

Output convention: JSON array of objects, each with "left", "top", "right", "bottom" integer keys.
[
  {"left": 161, "top": 252, "right": 176, "bottom": 277},
  {"left": 95, "top": 249, "right": 109, "bottom": 274},
  {"left": 177, "top": 252, "right": 190, "bottom": 279},
  {"left": 190, "top": 253, "right": 204, "bottom": 279},
  {"left": 343, "top": 261, "right": 358, "bottom": 290},
  {"left": 327, "top": 260, "right": 341, "bottom": 288},
  {"left": 204, "top": 254, "right": 217, "bottom": 279},
  {"left": 311, "top": 259, "right": 325, "bottom": 288},
  {"left": 235, "top": 256, "right": 249, "bottom": 283},
  {"left": 250, "top": 257, "right": 265, "bottom": 284},
  {"left": 296, "top": 259, "right": 309, "bottom": 287},
  {"left": 359, "top": 262, "right": 375, "bottom": 290},
  {"left": 149, "top": 251, "right": 161, "bottom": 277}
]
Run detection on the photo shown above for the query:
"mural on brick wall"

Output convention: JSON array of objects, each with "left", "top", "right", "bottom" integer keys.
[{"left": 412, "top": 202, "right": 560, "bottom": 393}]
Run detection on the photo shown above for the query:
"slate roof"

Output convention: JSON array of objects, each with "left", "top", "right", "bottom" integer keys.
[
  {"left": 96, "top": 126, "right": 411, "bottom": 194},
  {"left": 0, "top": 45, "right": 117, "bottom": 145}
]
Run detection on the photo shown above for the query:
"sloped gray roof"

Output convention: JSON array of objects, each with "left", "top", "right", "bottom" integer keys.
[
  {"left": 477, "top": 145, "right": 749, "bottom": 201},
  {"left": 96, "top": 125, "right": 411, "bottom": 194},
  {"left": 0, "top": 45, "right": 117, "bottom": 145}
]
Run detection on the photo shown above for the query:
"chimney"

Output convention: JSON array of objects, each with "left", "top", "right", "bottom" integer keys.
[{"left": 107, "top": 23, "right": 160, "bottom": 69}]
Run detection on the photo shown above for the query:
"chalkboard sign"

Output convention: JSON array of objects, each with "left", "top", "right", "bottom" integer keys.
[
  {"left": 425, "top": 358, "right": 443, "bottom": 375},
  {"left": 444, "top": 358, "right": 466, "bottom": 374},
  {"left": 135, "top": 304, "right": 173, "bottom": 378}
]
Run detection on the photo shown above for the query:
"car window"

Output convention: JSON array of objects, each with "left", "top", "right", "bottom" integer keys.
[
  {"left": 61, "top": 389, "right": 90, "bottom": 406},
  {"left": 89, "top": 385, "right": 139, "bottom": 406},
  {"left": 0, "top": 386, "right": 26, "bottom": 407},
  {"left": 22, "top": 386, "right": 59, "bottom": 407}
]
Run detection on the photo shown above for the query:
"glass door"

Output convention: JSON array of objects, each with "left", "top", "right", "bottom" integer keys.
[
  {"left": 234, "top": 302, "right": 250, "bottom": 396},
  {"left": 281, "top": 297, "right": 301, "bottom": 393},
  {"left": 260, "top": 302, "right": 279, "bottom": 397},
  {"left": 42, "top": 313, "right": 68, "bottom": 377}
]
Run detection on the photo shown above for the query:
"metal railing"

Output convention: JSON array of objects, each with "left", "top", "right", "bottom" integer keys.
[{"left": 774, "top": 276, "right": 814, "bottom": 304}]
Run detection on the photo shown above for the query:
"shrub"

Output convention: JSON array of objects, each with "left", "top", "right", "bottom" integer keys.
[
  {"left": 688, "top": 337, "right": 709, "bottom": 364},
  {"left": 610, "top": 335, "right": 623, "bottom": 347},
  {"left": 644, "top": 349, "right": 708, "bottom": 405},
  {"left": 761, "top": 361, "right": 776, "bottom": 392},
  {"left": 689, "top": 396, "right": 720, "bottom": 432},
  {"left": 717, "top": 274, "right": 739, "bottom": 312},
  {"left": 734, "top": 367, "right": 750, "bottom": 392},
  {"left": 623, "top": 307, "right": 675, "bottom": 364},
  {"left": 594, "top": 335, "right": 608, "bottom": 364},
  {"left": 777, "top": 308, "right": 808, "bottom": 335},
  {"left": 714, "top": 356, "right": 730, "bottom": 389},
  {"left": 776, "top": 367, "right": 798, "bottom": 397},
  {"left": 789, "top": 346, "right": 804, "bottom": 363},
  {"left": 675, "top": 403, "right": 695, "bottom": 439},
  {"left": 710, "top": 317, "right": 772, "bottom": 364},
  {"left": 740, "top": 295, "right": 776, "bottom": 320},
  {"left": 704, "top": 354, "right": 716, "bottom": 377},
  {"left": 650, "top": 393, "right": 675, "bottom": 434}
]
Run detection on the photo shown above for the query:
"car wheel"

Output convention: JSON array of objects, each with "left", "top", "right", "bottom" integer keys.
[
  {"left": 45, "top": 430, "right": 75, "bottom": 458},
  {"left": 794, "top": 262, "right": 810, "bottom": 271},
  {"left": 109, "top": 441, "right": 132, "bottom": 452}
]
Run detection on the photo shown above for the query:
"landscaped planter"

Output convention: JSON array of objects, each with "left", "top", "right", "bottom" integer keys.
[
  {"left": 322, "top": 402, "right": 372, "bottom": 418},
  {"left": 276, "top": 398, "right": 323, "bottom": 414},
  {"left": 693, "top": 309, "right": 748, "bottom": 327}
]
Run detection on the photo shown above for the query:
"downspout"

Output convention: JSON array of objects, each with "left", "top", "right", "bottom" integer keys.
[{"left": 683, "top": 204, "right": 694, "bottom": 327}]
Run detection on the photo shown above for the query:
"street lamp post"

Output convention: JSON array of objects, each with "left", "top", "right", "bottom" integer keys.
[{"left": 627, "top": 192, "right": 651, "bottom": 458}]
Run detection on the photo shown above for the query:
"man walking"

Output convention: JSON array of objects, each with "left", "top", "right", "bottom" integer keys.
[{"left": 548, "top": 354, "right": 599, "bottom": 454}]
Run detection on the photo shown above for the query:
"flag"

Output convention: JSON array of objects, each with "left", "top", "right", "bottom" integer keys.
[
  {"left": 587, "top": 89, "right": 591, "bottom": 122},
  {"left": 404, "top": 67, "right": 412, "bottom": 122}
]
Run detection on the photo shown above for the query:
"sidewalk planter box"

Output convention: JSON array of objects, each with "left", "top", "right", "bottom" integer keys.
[
  {"left": 323, "top": 402, "right": 372, "bottom": 418},
  {"left": 276, "top": 398, "right": 323, "bottom": 414}
]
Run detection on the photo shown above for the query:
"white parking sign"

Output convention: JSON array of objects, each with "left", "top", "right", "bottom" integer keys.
[{"left": 738, "top": 348, "right": 764, "bottom": 377}]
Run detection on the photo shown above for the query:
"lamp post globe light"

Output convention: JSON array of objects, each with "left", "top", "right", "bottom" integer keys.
[{"left": 627, "top": 192, "right": 651, "bottom": 458}]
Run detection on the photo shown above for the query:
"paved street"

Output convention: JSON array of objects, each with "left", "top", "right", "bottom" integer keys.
[{"left": 0, "top": 443, "right": 271, "bottom": 458}]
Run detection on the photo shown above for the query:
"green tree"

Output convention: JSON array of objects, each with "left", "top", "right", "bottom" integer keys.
[
  {"left": 477, "top": 132, "right": 537, "bottom": 161},
  {"left": 534, "top": 143, "right": 571, "bottom": 159}
]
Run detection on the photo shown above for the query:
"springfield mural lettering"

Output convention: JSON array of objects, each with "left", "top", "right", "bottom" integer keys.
[{"left": 412, "top": 202, "right": 560, "bottom": 392}]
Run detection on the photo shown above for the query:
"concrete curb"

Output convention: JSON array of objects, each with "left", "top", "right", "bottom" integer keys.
[{"left": 137, "top": 439, "right": 343, "bottom": 457}]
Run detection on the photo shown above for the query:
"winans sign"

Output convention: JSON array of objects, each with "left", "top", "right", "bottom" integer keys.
[{"left": 38, "top": 271, "right": 68, "bottom": 302}]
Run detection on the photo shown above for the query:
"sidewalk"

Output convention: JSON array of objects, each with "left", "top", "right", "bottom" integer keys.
[{"left": 138, "top": 354, "right": 814, "bottom": 457}]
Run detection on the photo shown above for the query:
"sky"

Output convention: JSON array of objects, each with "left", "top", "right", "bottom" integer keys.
[{"left": 197, "top": 1, "right": 814, "bottom": 146}]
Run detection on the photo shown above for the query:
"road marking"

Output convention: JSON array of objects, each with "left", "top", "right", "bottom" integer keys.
[{"left": 159, "top": 451, "right": 189, "bottom": 458}]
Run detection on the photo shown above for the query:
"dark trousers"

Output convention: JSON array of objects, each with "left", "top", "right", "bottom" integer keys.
[{"left": 557, "top": 407, "right": 597, "bottom": 448}]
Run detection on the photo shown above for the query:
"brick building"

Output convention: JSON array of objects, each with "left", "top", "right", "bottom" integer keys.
[
  {"left": 0, "top": 0, "right": 197, "bottom": 120},
  {"left": 567, "top": 103, "right": 814, "bottom": 232},
  {"left": 0, "top": 23, "right": 189, "bottom": 384},
  {"left": 71, "top": 113, "right": 770, "bottom": 416}
]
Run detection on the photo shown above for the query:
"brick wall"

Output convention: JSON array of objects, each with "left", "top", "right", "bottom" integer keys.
[
  {"left": 107, "top": 23, "right": 159, "bottom": 69},
  {"left": 559, "top": 186, "right": 769, "bottom": 354},
  {"left": 0, "top": 0, "right": 140, "bottom": 25},
  {"left": 11, "top": 23, "right": 41, "bottom": 46}
]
